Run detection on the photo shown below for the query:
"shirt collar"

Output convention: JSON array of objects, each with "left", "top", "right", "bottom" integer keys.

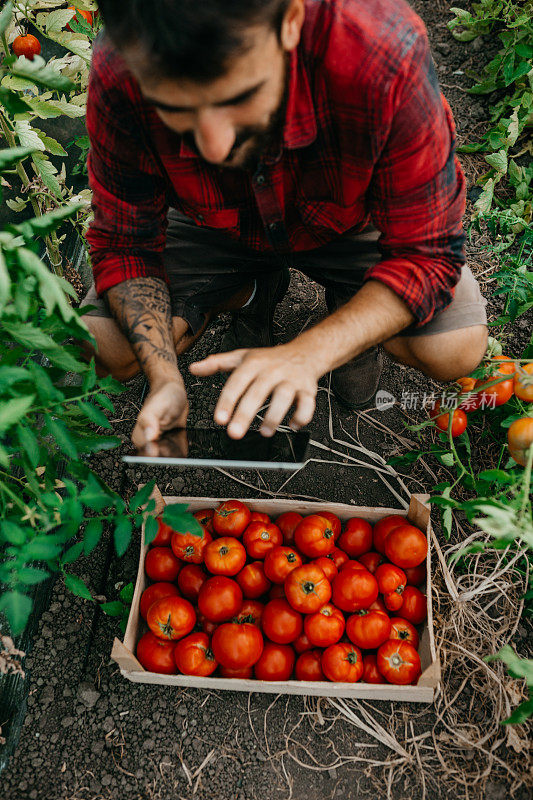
[{"left": 179, "top": 46, "right": 317, "bottom": 160}]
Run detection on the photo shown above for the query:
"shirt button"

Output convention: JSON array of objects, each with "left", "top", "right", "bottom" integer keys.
[
  {"left": 256, "top": 173, "right": 265, "bottom": 186},
  {"left": 268, "top": 221, "right": 279, "bottom": 232},
  {"left": 197, "top": 214, "right": 204, "bottom": 222}
]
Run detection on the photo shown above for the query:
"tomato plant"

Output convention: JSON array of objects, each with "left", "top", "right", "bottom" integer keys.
[
  {"left": 236, "top": 561, "right": 271, "bottom": 599},
  {"left": 377, "top": 640, "right": 421, "bottom": 685},
  {"left": 284, "top": 563, "right": 332, "bottom": 613},
  {"left": 295, "top": 649, "right": 325, "bottom": 681},
  {"left": 145, "top": 547, "right": 181, "bottom": 582},
  {"left": 12, "top": 33, "right": 40, "bottom": 59},
  {"left": 136, "top": 631, "right": 176, "bottom": 674},
  {"left": 139, "top": 582, "right": 179, "bottom": 620},
  {"left": 243, "top": 521, "right": 282, "bottom": 558},
  {"left": 204, "top": 536, "right": 246, "bottom": 576},
  {"left": 514, "top": 364, "right": 533, "bottom": 402},
  {"left": 198, "top": 576, "right": 243, "bottom": 623},
  {"left": 337, "top": 517, "right": 373, "bottom": 557},
  {"left": 331, "top": 568, "right": 378, "bottom": 612},
  {"left": 345, "top": 610, "right": 391, "bottom": 650},
  {"left": 262, "top": 598, "right": 303, "bottom": 644},
  {"left": 174, "top": 632, "right": 218, "bottom": 676},
  {"left": 432, "top": 402, "right": 468, "bottom": 437},
  {"left": 304, "top": 603, "right": 345, "bottom": 647},
  {"left": 322, "top": 643, "right": 363, "bottom": 683},
  {"left": 213, "top": 500, "right": 251, "bottom": 537},
  {"left": 212, "top": 622, "right": 263, "bottom": 669},
  {"left": 264, "top": 546, "right": 302, "bottom": 583},
  {"left": 507, "top": 417, "right": 533, "bottom": 467},
  {"left": 294, "top": 515, "right": 335, "bottom": 557},
  {"left": 254, "top": 643, "right": 295, "bottom": 681},
  {"left": 146, "top": 596, "right": 196, "bottom": 641}
]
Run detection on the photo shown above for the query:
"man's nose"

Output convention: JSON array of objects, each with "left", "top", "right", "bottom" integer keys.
[{"left": 195, "top": 109, "right": 236, "bottom": 164}]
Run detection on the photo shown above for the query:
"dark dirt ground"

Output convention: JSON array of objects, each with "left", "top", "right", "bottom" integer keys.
[{"left": 2, "top": 2, "right": 532, "bottom": 799}]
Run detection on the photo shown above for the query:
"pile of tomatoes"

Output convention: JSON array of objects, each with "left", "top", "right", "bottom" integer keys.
[{"left": 136, "top": 502, "right": 428, "bottom": 686}]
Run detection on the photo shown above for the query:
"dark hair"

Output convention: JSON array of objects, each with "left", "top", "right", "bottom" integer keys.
[{"left": 97, "top": 0, "right": 291, "bottom": 82}]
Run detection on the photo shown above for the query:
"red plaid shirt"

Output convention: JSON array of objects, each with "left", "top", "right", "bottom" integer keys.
[{"left": 86, "top": 0, "right": 466, "bottom": 325}]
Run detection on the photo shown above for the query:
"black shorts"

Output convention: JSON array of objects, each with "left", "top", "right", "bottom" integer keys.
[{"left": 82, "top": 208, "right": 487, "bottom": 337}]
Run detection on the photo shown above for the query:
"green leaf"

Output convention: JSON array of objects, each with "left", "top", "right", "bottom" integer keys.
[
  {"left": 4, "top": 321, "right": 86, "bottom": 372},
  {"left": 129, "top": 480, "right": 156, "bottom": 513},
  {"left": 31, "top": 153, "right": 63, "bottom": 200},
  {"left": 0, "top": 145, "right": 36, "bottom": 171},
  {"left": 100, "top": 600, "right": 124, "bottom": 616},
  {"left": 12, "top": 55, "right": 74, "bottom": 92},
  {"left": 0, "top": 591, "right": 32, "bottom": 635},
  {"left": 474, "top": 178, "right": 495, "bottom": 215},
  {"left": 0, "top": 248, "right": 11, "bottom": 311},
  {"left": 16, "top": 424, "right": 40, "bottom": 468},
  {"left": 487, "top": 646, "right": 533, "bottom": 685},
  {"left": 37, "top": 132, "right": 68, "bottom": 157},
  {"left": 162, "top": 504, "right": 203, "bottom": 537},
  {"left": 114, "top": 516, "right": 132, "bottom": 557},
  {"left": 119, "top": 582, "right": 134, "bottom": 603},
  {"left": 83, "top": 518, "right": 103, "bottom": 554},
  {"left": 144, "top": 514, "right": 159, "bottom": 546},
  {"left": 78, "top": 400, "right": 111, "bottom": 429},
  {"left": 14, "top": 201, "right": 83, "bottom": 241},
  {"left": 0, "top": 2, "right": 13, "bottom": 36},
  {"left": 0, "top": 87, "right": 33, "bottom": 114},
  {"left": 485, "top": 150, "right": 507, "bottom": 174},
  {"left": 24, "top": 536, "right": 62, "bottom": 560},
  {"left": 46, "top": 8, "right": 78, "bottom": 33},
  {"left": 79, "top": 473, "right": 112, "bottom": 511},
  {"left": 0, "top": 520, "right": 27, "bottom": 545},
  {"left": 63, "top": 573, "right": 92, "bottom": 601},
  {"left": 477, "top": 469, "right": 513, "bottom": 485},
  {"left": 71, "top": 433, "right": 122, "bottom": 454},
  {"left": 502, "top": 698, "right": 533, "bottom": 726},
  {"left": 61, "top": 541, "right": 84, "bottom": 565},
  {"left": 0, "top": 394, "right": 35, "bottom": 434},
  {"left": 17, "top": 566, "right": 49, "bottom": 585},
  {"left": 44, "top": 414, "right": 78, "bottom": 460},
  {"left": 94, "top": 393, "right": 115, "bottom": 413}
]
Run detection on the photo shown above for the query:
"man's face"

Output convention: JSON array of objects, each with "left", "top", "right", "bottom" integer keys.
[{"left": 124, "top": 27, "right": 290, "bottom": 170}]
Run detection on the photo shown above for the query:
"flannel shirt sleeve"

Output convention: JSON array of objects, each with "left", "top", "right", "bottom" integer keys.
[
  {"left": 85, "top": 41, "right": 169, "bottom": 296},
  {"left": 365, "top": 29, "right": 466, "bottom": 326}
]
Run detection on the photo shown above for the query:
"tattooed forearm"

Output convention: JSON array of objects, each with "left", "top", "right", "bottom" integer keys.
[{"left": 106, "top": 277, "right": 178, "bottom": 380}]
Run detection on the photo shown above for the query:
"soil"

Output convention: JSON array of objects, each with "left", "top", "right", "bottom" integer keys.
[{"left": 2, "top": 2, "right": 532, "bottom": 800}]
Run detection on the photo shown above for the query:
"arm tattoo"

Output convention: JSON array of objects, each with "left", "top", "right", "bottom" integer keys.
[{"left": 106, "top": 277, "right": 177, "bottom": 374}]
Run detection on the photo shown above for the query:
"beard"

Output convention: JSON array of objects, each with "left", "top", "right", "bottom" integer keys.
[{"left": 182, "top": 58, "right": 290, "bottom": 172}]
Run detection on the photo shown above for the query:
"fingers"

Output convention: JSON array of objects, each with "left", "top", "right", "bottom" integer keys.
[
  {"left": 225, "top": 378, "right": 273, "bottom": 439},
  {"left": 132, "top": 413, "right": 160, "bottom": 449},
  {"left": 190, "top": 350, "right": 246, "bottom": 376},
  {"left": 289, "top": 391, "right": 316, "bottom": 430},
  {"left": 213, "top": 356, "right": 263, "bottom": 427},
  {"left": 260, "top": 383, "right": 297, "bottom": 437}
]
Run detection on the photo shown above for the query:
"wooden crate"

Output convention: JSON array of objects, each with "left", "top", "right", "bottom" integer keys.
[{"left": 112, "top": 489, "right": 440, "bottom": 702}]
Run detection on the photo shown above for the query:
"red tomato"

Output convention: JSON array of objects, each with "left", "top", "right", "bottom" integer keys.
[
  {"left": 508, "top": 417, "right": 533, "bottom": 466},
  {"left": 346, "top": 610, "right": 391, "bottom": 649},
  {"left": 390, "top": 617, "right": 420, "bottom": 649},
  {"left": 269, "top": 583, "right": 286, "bottom": 600},
  {"left": 212, "top": 622, "right": 263, "bottom": 669},
  {"left": 250, "top": 511, "right": 271, "bottom": 524},
  {"left": 193, "top": 508, "right": 215, "bottom": 535},
  {"left": 304, "top": 603, "right": 345, "bottom": 647},
  {"left": 373, "top": 515, "right": 405, "bottom": 554},
  {"left": 147, "top": 596, "right": 196, "bottom": 641},
  {"left": 219, "top": 665, "right": 253, "bottom": 679},
  {"left": 151, "top": 517, "right": 173, "bottom": 546},
  {"left": 327, "top": 547, "right": 349, "bottom": 569},
  {"left": 399, "top": 587, "right": 427, "bottom": 625},
  {"left": 337, "top": 518, "right": 373, "bottom": 557},
  {"left": 197, "top": 612, "right": 218, "bottom": 636},
  {"left": 255, "top": 643, "right": 295, "bottom": 681},
  {"left": 243, "top": 521, "right": 283, "bottom": 559},
  {"left": 362, "top": 653, "right": 385, "bottom": 684},
  {"left": 198, "top": 576, "right": 243, "bottom": 623},
  {"left": 492, "top": 355, "right": 516, "bottom": 376},
  {"left": 264, "top": 546, "right": 303, "bottom": 583},
  {"left": 375, "top": 563, "right": 407, "bottom": 595},
  {"left": 236, "top": 561, "right": 271, "bottom": 599},
  {"left": 294, "top": 515, "right": 335, "bottom": 558},
  {"left": 432, "top": 403, "right": 468, "bottom": 437},
  {"left": 514, "top": 364, "right": 533, "bottom": 403},
  {"left": 276, "top": 511, "right": 303, "bottom": 546},
  {"left": 12, "top": 34, "right": 41, "bottom": 60},
  {"left": 385, "top": 525, "right": 428, "bottom": 569},
  {"left": 145, "top": 547, "right": 181, "bottom": 582},
  {"left": 140, "top": 582, "right": 180, "bottom": 620},
  {"left": 377, "top": 640, "right": 421, "bottom": 685},
  {"left": 311, "top": 556, "right": 338, "bottom": 582},
  {"left": 340, "top": 559, "right": 366, "bottom": 573},
  {"left": 262, "top": 598, "right": 303, "bottom": 644},
  {"left": 177, "top": 564, "right": 207, "bottom": 601},
  {"left": 322, "top": 643, "right": 363, "bottom": 683},
  {"left": 404, "top": 563, "right": 427, "bottom": 586},
  {"left": 171, "top": 529, "right": 211, "bottom": 564},
  {"left": 318, "top": 511, "right": 341, "bottom": 539},
  {"left": 293, "top": 631, "right": 314, "bottom": 654},
  {"left": 136, "top": 631, "right": 176, "bottom": 674},
  {"left": 295, "top": 650, "right": 325, "bottom": 681},
  {"left": 174, "top": 632, "right": 218, "bottom": 676},
  {"left": 204, "top": 536, "right": 246, "bottom": 576},
  {"left": 234, "top": 599, "right": 264, "bottom": 627},
  {"left": 67, "top": 6, "right": 93, "bottom": 30},
  {"left": 369, "top": 597, "right": 388, "bottom": 614},
  {"left": 213, "top": 500, "right": 251, "bottom": 537},
  {"left": 331, "top": 568, "right": 378, "bottom": 612},
  {"left": 284, "top": 564, "right": 332, "bottom": 613},
  {"left": 359, "top": 551, "right": 385, "bottom": 574},
  {"left": 384, "top": 591, "right": 404, "bottom": 612}
]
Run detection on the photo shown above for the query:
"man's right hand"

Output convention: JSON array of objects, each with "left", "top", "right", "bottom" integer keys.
[{"left": 132, "top": 377, "right": 189, "bottom": 448}]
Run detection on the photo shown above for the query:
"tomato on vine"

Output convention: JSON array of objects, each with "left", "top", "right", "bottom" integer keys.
[{"left": 12, "top": 34, "right": 41, "bottom": 60}]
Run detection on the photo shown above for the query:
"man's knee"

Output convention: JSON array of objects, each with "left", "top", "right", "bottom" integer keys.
[{"left": 409, "top": 325, "right": 488, "bottom": 381}]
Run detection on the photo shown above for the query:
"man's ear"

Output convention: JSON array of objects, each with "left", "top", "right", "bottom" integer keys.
[{"left": 280, "top": 0, "right": 305, "bottom": 52}]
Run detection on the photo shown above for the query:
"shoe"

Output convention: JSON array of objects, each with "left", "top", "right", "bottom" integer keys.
[
  {"left": 325, "top": 285, "right": 383, "bottom": 409},
  {"left": 330, "top": 346, "right": 384, "bottom": 410},
  {"left": 221, "top": 269, "right": 290, "bottom": 350}
]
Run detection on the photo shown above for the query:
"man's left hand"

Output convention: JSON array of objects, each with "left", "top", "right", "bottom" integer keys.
[{"left": 189, "top": 344, "right": 319, "bottom": 439}]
